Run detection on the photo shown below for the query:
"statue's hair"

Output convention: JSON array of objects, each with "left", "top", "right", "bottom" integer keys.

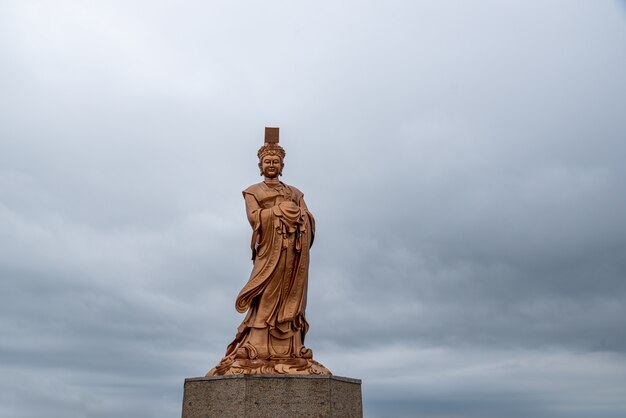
[{"left": 257, "top": 143, "right": 286, "bottom": 160}]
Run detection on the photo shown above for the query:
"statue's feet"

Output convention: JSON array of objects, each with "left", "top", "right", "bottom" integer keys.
[
  {"left": 234, "top": 345, "right": 255, "bottom": 359},
  {"left": 299, "top": 346, "right": 313, "bottom": 359},
  {"left": 206, "top": 357, "right": 331, "bottom": 376}
]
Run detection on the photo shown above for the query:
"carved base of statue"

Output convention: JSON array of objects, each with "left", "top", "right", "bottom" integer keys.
[
  {"left": 207, "top": 356, "right": 331, "bottom": 376},
  {"left": 207, "top": 322, "right": 332, "bottom": 376}
]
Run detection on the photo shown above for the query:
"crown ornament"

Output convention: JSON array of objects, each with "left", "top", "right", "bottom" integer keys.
[{"left": 257, "top": 127, "right": 286, "bottom": 160}]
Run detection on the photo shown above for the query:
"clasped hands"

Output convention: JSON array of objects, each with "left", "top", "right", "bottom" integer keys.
[
  {"left": 272, "top": 199, "right": 299, "bottom": 217},
  {"left": 278, "top": 200, "right": 298, "bottom": 210}
]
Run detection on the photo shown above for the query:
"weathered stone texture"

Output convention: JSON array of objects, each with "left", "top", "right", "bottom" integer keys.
[{"left": 181, "top": 375, "right": 362, "bottom": 418}]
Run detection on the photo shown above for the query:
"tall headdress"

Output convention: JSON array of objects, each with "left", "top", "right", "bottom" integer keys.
[{"left": 257, "top": 127, "right": 286, "bottom": 160}]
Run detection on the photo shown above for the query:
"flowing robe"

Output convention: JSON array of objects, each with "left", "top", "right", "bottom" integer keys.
[{"left": 224, "top": 180, "right": 315, "bottom": 360}]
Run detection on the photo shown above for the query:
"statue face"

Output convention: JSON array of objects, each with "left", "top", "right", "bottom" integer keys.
[{"left": 260, "top": 155, "right": 283, "bottom": 178}]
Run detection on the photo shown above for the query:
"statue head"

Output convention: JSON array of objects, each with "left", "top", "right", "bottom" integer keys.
[
  {"left": 258, "top": 144, "right": 284, "bottom": 177},
  {"left": 258, "top": 127, "right": 285, "bottom": 178}
]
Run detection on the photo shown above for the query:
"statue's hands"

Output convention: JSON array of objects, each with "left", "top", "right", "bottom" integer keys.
[
  {"left": 278, "top": 200, "right": 298, "bottom": 211},
  {"left": 273, "top": 200, "right": 300, "bottom": 218}
]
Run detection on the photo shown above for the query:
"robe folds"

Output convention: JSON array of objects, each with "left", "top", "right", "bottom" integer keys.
[{"left": 225, "top": 180, "right": 315, "bottom": 360}]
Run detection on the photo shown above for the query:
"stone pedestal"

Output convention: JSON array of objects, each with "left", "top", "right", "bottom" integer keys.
[{"left": 181, "top": 374, "right": 362, "bottom": 418}]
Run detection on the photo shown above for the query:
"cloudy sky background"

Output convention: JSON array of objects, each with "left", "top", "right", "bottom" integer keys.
[{"left": 1, "top": 1, "right": 626, "bottom": 417}]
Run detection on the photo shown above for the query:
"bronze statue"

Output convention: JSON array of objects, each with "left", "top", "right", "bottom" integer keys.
[{"left": 207, "top": 128, "right": 331, "bottom": 376}]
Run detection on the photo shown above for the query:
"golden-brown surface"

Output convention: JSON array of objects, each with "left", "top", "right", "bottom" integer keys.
[{"left": 208, "top": 129, "right": 330, "bottom": 376}]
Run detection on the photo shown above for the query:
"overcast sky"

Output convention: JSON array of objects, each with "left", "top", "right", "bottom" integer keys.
[{"left": 1, "top": 1, "right": 626, "bottom": 417}]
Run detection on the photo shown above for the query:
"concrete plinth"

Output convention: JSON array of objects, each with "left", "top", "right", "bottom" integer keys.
[{"left": 181, "top": 374, "right": 362, "bottom": 418}]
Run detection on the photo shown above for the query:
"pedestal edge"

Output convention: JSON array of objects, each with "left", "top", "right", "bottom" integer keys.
[{"left": 184, "top": 374, "right": 361, "bottom": 384}]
